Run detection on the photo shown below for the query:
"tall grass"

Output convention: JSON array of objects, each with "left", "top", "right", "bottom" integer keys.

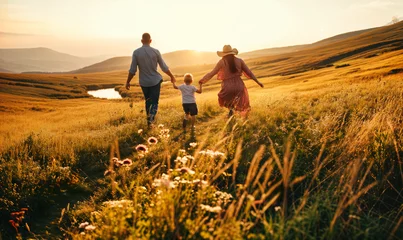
[{"left": 1, "top": 72, "right": 402, "bottom": 239}]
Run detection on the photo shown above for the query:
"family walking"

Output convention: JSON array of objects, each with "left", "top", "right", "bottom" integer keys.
[{"left": 125, "top": 33, "right": 264, "bottom": 129}]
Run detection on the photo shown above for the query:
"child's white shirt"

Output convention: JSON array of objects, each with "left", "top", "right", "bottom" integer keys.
[{"left": 178, "top": 84, "right": 197, "bottom": 104}]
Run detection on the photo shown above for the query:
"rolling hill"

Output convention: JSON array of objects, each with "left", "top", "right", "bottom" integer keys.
[
  {"left": 71, "top": 26, "right": 378, "bottom": 74},
  {"left": 242, "top": 21, "right": 403, "bottom": 77},
  {"left": 71, "top": 50, "right": 221, "bottom": 74},
  {"left": 2, "top": 21, "right": 403, "bottom": 102},
  {"left": 0, "top": 47, "right": 107, "bottom": 73},
  {"left": 0, "top": 67, "right": 12, "bottom": 73}
]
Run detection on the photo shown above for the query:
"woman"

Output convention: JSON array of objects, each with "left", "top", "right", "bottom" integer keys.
[{"left": 199, "top": 45, "right": 263, "bottom": 117}]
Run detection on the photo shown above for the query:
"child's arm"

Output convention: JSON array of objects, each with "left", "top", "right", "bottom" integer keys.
[
  {"left": 172, "top": 82, "right": 178, "bottom": 89},
  {"left": 196, "top": 83, "right": 202, "bottom": 94}
]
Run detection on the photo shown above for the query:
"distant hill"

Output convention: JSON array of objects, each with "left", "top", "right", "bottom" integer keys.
[
  {"left": 243, "top": 20, "right": 403, "bottom": 77},
  {"left": 238, "top": 28, "right": 376, "bottom": 59},
  {"left": 71, "top": 50, "right": 220, "bottom": 74},
  {"left": 0, "top": 67, "right": 12, "bottom": 73},
  {"left": 71, "top": 57, "right": 131, "bottom": 74},
  {"left": 0, "top": 47, "right": 107, "bottom": 73},
  {"left": 72, "top": 26, "right": 379, "bottom": 74},
  {"left": 239, "top": 45, "right": 308, "bottom": 59},
  {"left": 309, "top": 28, "right": 377, "bottom": 48}
]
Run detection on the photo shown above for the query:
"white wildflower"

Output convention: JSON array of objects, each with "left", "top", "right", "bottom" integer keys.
[
  {"left": 85, "top": 225, "right": 96, "bottom": 231},
  {"left": 176, "top": 167, "right": 195, "bottom": 175},
  {"left": 79, "top": 222, "right": 89, "bottom": 229},
  {"left": 199, "top": 149, "right": 225, "bottom": 158},
  {"left": 192, "top": 179, "right": 208, "bottom": 186},
  {"left": 102, "top": 200, "right": 133, "bottom": 208},
  {"left": 200, "top": 204, "right": 222, "bottom": 213}
]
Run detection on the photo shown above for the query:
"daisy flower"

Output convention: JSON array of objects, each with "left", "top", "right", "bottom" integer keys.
[
  {"left": 135, "top": 144, "right": 148, "bottom": 153},
  {"left": 122, "top": 158, "right": 133, "bottom": 166},
  {"left": 147, "top": 137, "right": 158, "bottom": 144}
]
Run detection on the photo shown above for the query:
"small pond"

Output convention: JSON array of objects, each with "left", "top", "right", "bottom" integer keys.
[{"left": 87, "top": 88, "right": 122, "bottom": 99}]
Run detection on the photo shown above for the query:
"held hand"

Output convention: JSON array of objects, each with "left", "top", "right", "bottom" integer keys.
[
  {"left": 257, "top": 81, "right": 264, "bottom": 88},
  {"left": 170, "top": 76, "right": 176, "bottom": 83},
  {"left": 125, "top": 82, "right": 131, "bottom": 90}
]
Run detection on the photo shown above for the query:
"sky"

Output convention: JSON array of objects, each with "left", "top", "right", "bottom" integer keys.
[{"left": 0, "top": 0, "right": 402, "bottom": 57}]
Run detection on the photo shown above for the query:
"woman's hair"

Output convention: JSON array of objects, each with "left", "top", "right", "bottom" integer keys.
[{"left": 223, "top": 55, "right": 237, "bottom": 73}]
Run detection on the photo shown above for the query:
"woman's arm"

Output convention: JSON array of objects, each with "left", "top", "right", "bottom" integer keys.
[
  {"left": 172, "top": 82, "right": 178, "bottom": 89},
  {"left": 241, "top": 59, "right": 264, "bottom": 88},
  {"left": 196, "top": 83, "right": 202, "bottom": 93},
  {"left": 199, "top": 60, "right": 223, "bottom": 84}
]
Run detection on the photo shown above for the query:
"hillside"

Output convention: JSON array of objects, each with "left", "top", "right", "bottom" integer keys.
[
  {"left": 2, "top": 21, "right": 403, "bottom": 101},
  {"left": 238, "top": 45, "right": 308, "bottom": 59},
  {"left": 71, "top": 50, "right": 220, "bottom": 74},
  {"left": 243, "top": 21, "right": 403, "bottom": 77},
  {"left": 71, "top": 26, "right": 379, "bottom": 74},
  {"left": 0, "top": 47, "right": 107, "bottom": 73},
  {"left": 1, "top": 33, "right": 403, "bottom": 239},
  {"left": 0, "top": 67, "right": 12, "bottom": 73}
]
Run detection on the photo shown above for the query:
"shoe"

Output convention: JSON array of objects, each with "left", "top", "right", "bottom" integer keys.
[{"left": 228, "top": 109, "right": 234, "bottom": 118}]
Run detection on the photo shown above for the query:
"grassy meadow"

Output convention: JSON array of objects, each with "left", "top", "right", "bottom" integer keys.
[{"left": 1, "top": 35, "right": 403, "bottom": 239}]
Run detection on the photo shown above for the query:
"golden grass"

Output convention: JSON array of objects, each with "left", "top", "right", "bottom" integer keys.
[{"left": 1, "top": 36, "right": 403, "bottom": 238}]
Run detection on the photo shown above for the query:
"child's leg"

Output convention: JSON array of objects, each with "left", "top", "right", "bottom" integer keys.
[
  {"left": 183, "top": 114, "right": 190, "bottom": 129},
  {"left": 190, "top": 115, "right": 196, "bottom": 127}
]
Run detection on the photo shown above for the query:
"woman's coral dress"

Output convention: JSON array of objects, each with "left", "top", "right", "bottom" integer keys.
[{"left": 200, "top": 57, "right": 256, "bottom": 112}]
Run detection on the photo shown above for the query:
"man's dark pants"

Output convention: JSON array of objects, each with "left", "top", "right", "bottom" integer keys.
[{"left": 141, "top": 80, "right": 162, "bottom": 125}]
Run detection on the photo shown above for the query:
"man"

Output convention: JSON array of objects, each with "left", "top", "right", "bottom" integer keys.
[{"left": 126, "top": 33, "right": 176, "bottom": 126}]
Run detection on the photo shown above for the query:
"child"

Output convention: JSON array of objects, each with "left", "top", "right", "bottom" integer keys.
[{"left": 173, "top": 73, "right": 202, "bottom": 130}]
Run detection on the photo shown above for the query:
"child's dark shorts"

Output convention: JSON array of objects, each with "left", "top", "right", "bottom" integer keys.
[{"left": 182, "top": 103, "right": 198, "bottom": 116}]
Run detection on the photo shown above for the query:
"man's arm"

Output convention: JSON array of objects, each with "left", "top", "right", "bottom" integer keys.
[
  {"left": 196, "top": 84, "right": 202, "bottom": 94},
  {"left": 156, "top": 50, "right": 176, "bottom": 83},
  {"left": 126, "top": 53, "right": 137, "bottom": 90},
  {"left": 165, "top": 69, "right": 176, "bottom": 83},
  {"left": 172, "top": 82, "right": 178, "bottom": 89},
  {"left": 126, "top": 72, "right": 135, "bottom": 90}
]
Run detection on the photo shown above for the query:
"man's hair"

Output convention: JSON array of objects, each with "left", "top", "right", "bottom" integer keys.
[
  {"left": 184, "top": 73, "right": 193, "bottom": 83},
  {"left": 142, "top": 33, "right": 151, "bottom": 42}
]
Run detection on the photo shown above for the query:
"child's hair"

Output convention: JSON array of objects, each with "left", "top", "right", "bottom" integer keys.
[{"left": 184, "top": 73, "right": 193, "bottom": 84}]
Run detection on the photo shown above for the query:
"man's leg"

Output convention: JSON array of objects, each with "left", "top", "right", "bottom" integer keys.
[
  {"left": 147, "top": 81, "right": 162, "bottom": 124},
  {"left": 141, "top": 86, "right": 152, "bottom": 123}
]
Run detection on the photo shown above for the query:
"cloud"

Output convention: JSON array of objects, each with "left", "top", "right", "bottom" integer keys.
[{"left": 0, "top": 31, "right": 37, "bottom": 37}]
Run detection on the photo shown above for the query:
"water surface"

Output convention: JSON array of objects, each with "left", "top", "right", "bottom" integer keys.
[{"left": 88, "top": 88, "right": 122, "bottom": 99}]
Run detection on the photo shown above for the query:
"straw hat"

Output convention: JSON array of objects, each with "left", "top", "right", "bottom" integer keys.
[{"left": 217, "top": 45, "right": 238, "bottom": 57}]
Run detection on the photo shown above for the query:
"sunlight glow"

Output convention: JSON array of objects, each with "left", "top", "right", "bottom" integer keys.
[{"left": 1, "top": 0, "right": 402, "bottom": 56}]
